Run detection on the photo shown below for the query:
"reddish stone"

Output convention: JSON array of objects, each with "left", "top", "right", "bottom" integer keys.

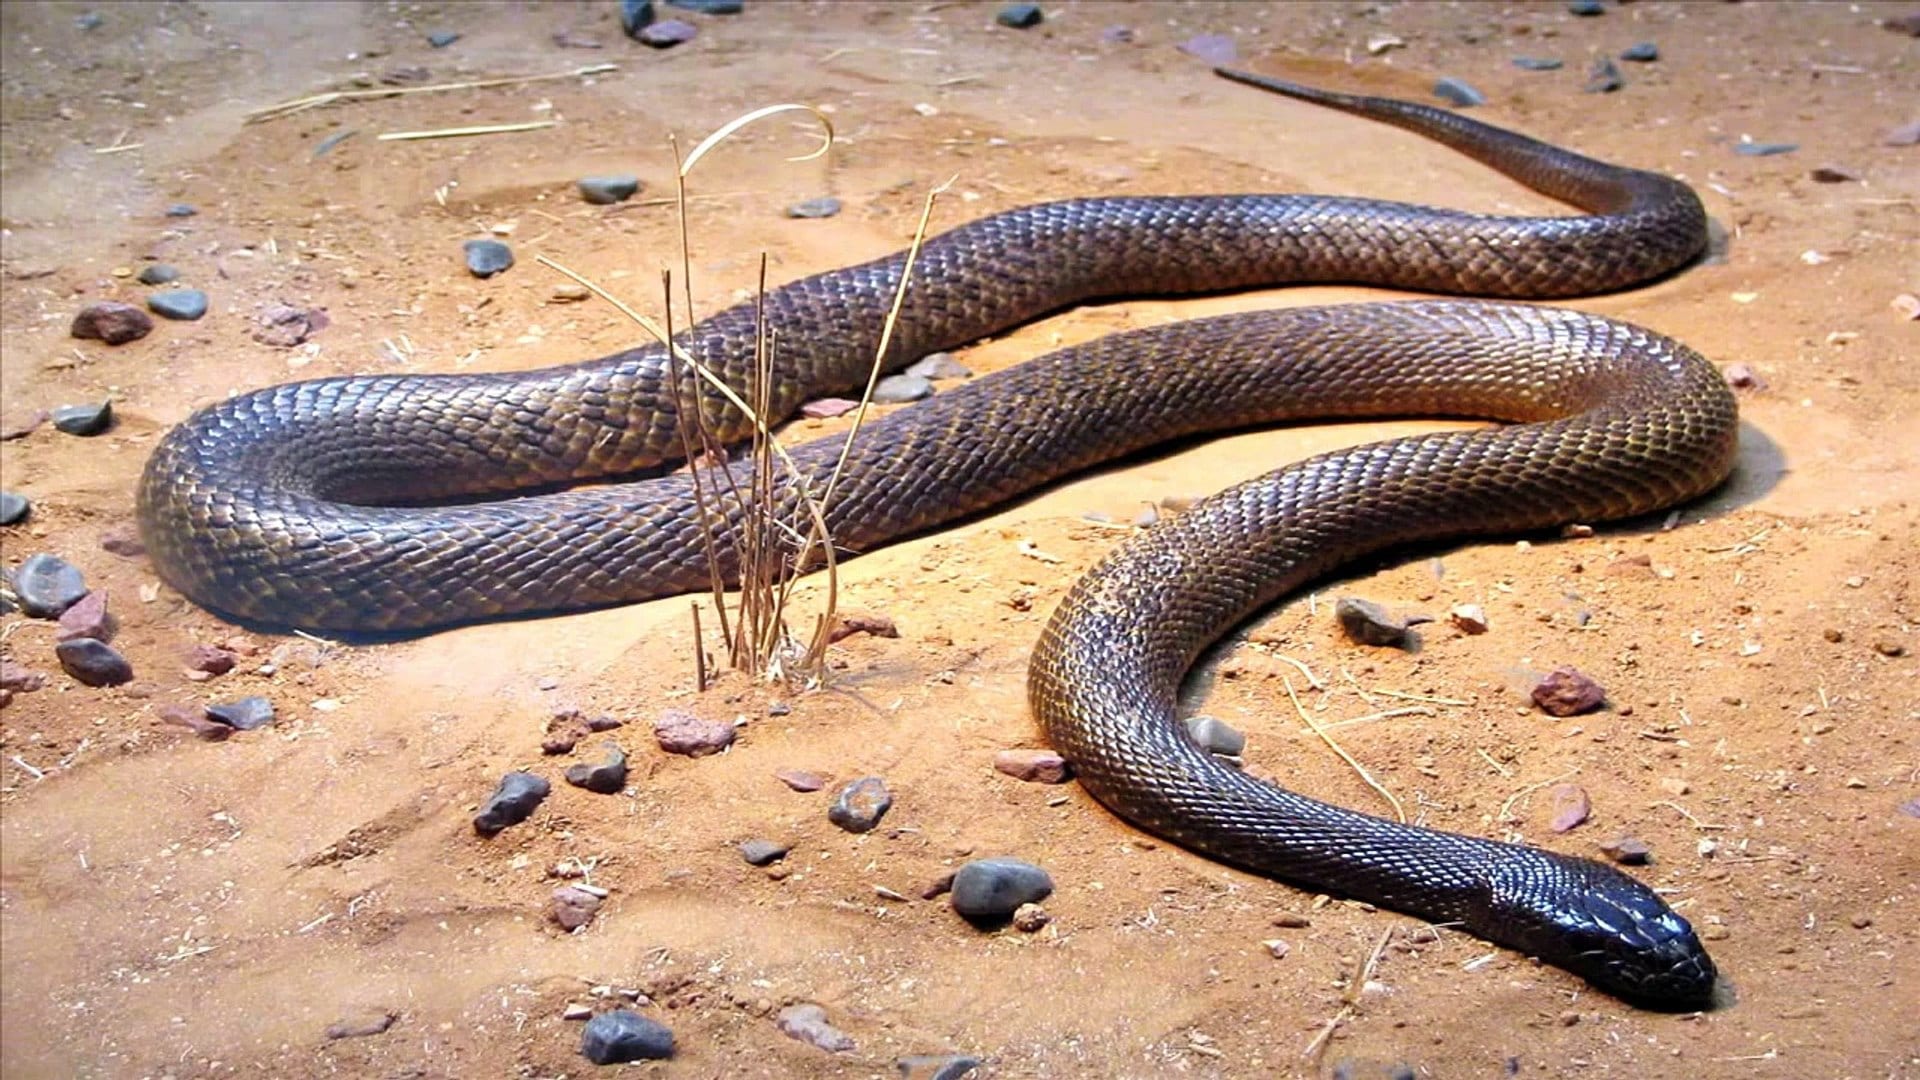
[{"left": 70, "top": 301, "right": 154, "bottom": 345}]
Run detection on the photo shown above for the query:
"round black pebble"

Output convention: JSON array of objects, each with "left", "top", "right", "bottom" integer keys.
[
  {"left": 0, "top": 491, "right": 29, "bottom": 526},
  {"left": 148, "top": 289, "right": 209, "bottom": 321},
  {"left": 580, "top": 1009, "right": 674, "bottom": 1064},
  {"left": 996, "top": 3, "right": 1044, "bottom": 28},
  {"left": 463, "top": 239, "right": 514, "bottom": 278},
  {"left": 51, "top": 402, "right": 113, "bottom": 436},
  {"left": 137, "top": 264, "right": 180, "bottom": 286},
  {"left": 55, "top": 638, "right": 134, "bottom": 687},
  {"left": 950, "top": 857, "right": 1054, "bottom": 923},
  {"left": 577, "top": 175, "right": 641, "bottom": 205},
  {"left": 207, "top": 695, "right": 275, "bottom": 730},
  {"left": 11, "top": 553, "right": 89, "bottom": 617},
  {"left": 474, "top": 771, "right": 551, "bottom": 835}
]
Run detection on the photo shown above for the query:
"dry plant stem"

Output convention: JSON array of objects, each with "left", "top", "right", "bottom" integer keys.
[
  {"left": 377, "top": 121, "right": 558, "bottom": 141},
  {"left": 1302, "top": 927, "right": 1397, "bottom": 1061},
  {"left": 1282, "top": 676, "right": 1408, "bottom": 824},
  {"left": 691, "top": 602, "right": 707, "bottom": 693},
  {"left": 660, "top": 267, "right": 736, "bottom": 657},
  {"left": 244, "top": 63, "right": 619, "bottom": 123}
]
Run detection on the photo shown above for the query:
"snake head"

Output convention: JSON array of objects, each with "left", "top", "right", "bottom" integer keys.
[{"left": 1485, "top": 853, "right": 1718, "bottom": 1008}]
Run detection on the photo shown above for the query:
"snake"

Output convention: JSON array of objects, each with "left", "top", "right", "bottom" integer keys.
[{"left": 136, "top": 70, "right": 1736, "bottom": 1006}]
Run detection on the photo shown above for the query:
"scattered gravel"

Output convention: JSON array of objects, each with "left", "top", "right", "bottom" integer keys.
[
  {"left": 992, "top": 748, "right": 1071, "bottom": 783},
  {"left": 207, "top": 696, "right": 275, "bottom": 730},
  {"left": 950, "top": 857, "right": 1054, "bottom": 923},
  {"left": 637, "top": 19, "right": 697, "bottom": 47},
  {"left": 70, "top": 302, "right": 152, "bottom": 344},
  {"left": 11, "top": 554, "right": 89, "bottom": 617},
  {"left": 55, "top": 591, "right": 114, "bottom": 643},
  {"left": 653, "top": 708, "right": 736, "bottom": 756},
  {"left": 55, "top": 638, "right": 133, "bottom": 687},
  {"left": 51, "top": 402, "right": 113, "bottom": 436},
  {"left": 739, "top": 839, "right": 790, "bottom": 866},
  {"left": 137, "top": 264, "right": 180, "bottom": 285},
  {"left": 785, "top": 196, "right": 842, "bottom": 218},
  {"left": 1548, "top": 783, "right": 1592, "bottom": 832},
  {"left": 473, "top": 772, "right": 551, "bottom": 835},
  {"left": 872, "top": 374, "right": 933, "bottom": 403},
  {"left": 147, "top": 289, "right": 209, "bottom": 321},
  {"left": 564, "top": 744, "right": 629, "bottom": 794},
  {"left": 578, "top": 175, "right": 641, "bottom": 205},
  {"left": 1532, "top": 666, "right": 1607, "bottom": 716},
  {"left": 462, "top": 239, "right": 514, "bottom": 277},
  {"left": 776, "top": 1003, "right": 855, "bottom": 1052},
  {"left": 828, "top": 776, "right": 892, "bottom": 833},
  {"left": 1432, "top": 77, "right": 1486, "bottom": 107},
  {"left": 580, "top": 1009, "right": 674, "bottom": 1064},
  {"left": 551, "top": 885, "right": 603, "bottom": 930},
  {"left": 995, "top": 3, "right": 1043, "bottom": 29},
  {"left": 1184, "top": 715, "right": 1246, "bottom": 757},
  {"left": 1, "top": 491, "right": 29, "bottom": 525}
]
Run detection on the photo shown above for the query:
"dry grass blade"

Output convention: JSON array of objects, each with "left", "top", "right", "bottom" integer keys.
[
  {"left": 1282, "top": 675, "right": 1406, "bottom": 824},
  {"left": 245, "top": 63, "right": 618, "bottom": 124},
  {"left": 678, "top": 103, "right": 834, "bottom": 175},
  {"left": 377, "top": 120, "right": 558, "bottom": 141}
]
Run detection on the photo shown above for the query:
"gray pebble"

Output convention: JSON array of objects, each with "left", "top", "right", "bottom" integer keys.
[
  {"left": 463, "top": 239, "right": 514, "bottom": 278},
  {"left": 828, "top": 776, "right": 892, "bottom": 833},
  {"left": 776, "top": 1003, "right": 854, "bottom": 1052},
  {"left": 580, "top": 1009, "right": 674, "bottom": 1064},
  {"left": 207, "top": 695, "right": 275, "bottom": 730},
  {"left": 55, "top": 638, "right": 133, "bottom": 687},
  {"left": 995, "top": 3, "right": 1044, "bottom": 29},
  {"left": 785, "top": 196, "right": 842, "bottom": 219},
  {"left": 898, "top": 1054, "right": 983, "bottom": 1080},
  {"left": 474, "top": 771, "right": 551, "bottom": 835},
  {"left": 1432, "top": 78, "right": 1486, "bottom": 108},
  {"left": 564, "top": 744, "right": 629, "bottom": 794},
  {"left": 147, "top": 289, "right": 209, "bottom": 321},
  {"left": 1184, "top": 715, "right": 1246, "bottom": 757},
  {"left": 951, "top": 858, "right": 1054, "bottom": 923},
  {"left": 638, "top": 18, "right": 697, "bottom": 47},
  {"left": 871, "top": 374, "right": 933, "bottom": 404},
  {"left": 905, "top": 352, "right": 971, "bottom": 380},
  {"left": 70, "top": 301, "right": 153, "bottom": 345},
  {"left": 1335, "top": 596, "right": 1420, "bottom": 648},
  {"left": 76, "top": 11, "right": 103, "bottom": 29},
  {"left": 427, "top": 30, "right": 460, "bottom": 47},
  {"left": 1177, "top": 34, "right": 1237, "bottom": 65},
  {"left": 621, "top": 0, "right": 655, "bottom": 36},
  {"left": 137, "top": 264, "right": 180, "bottom": 285},
  {"left": 52, "top": 402, "right": 113, "bottom": 436},
  {"left": 1620, "top": 41, "right": 1659, "bottom": 62},
  {"left": 0, "top": 491, "right": 28, "bottom": 526},
  {"left": 739, "top": 838, "right": 790, "bottom": 866},
  {"left": 11, "top": 553, "right": 89, "bottom": 617},
  {"left": 1567, "top": 0, "right": 1604, "bottom": 14},
  {"left": 164, "top": 203, "right": 197, "bottom": 217},
  {"left": 1734, "top": 141, "right": 1798, "bottom": 157},
  {"left": 1512, "top": 56, "right": 1563, "bottom": 71},
  {"left": 667, "top": 0, "right": 742, "bottom": 12},
  {"left": 1585, "top": 57, "right": 1624, "bottom": 93},
  {"left": 578, "top": 175, "right": 641, "bottom": 205}
]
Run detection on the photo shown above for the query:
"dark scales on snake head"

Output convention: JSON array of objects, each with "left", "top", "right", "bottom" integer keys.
[{"left": 137, "top": 70, "right": 1736, "bottom": 1007}]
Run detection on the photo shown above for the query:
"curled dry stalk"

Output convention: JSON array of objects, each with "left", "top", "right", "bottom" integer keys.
[{"left": 539, "top": 102, "right": 947, "bottom": 688}]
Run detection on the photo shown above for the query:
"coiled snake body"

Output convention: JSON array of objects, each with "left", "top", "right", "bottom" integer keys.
[{"left": 138, "top": 72, "right": 1734, "bottom": 1005}]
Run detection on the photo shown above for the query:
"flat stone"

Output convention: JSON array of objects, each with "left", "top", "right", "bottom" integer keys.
[
  {"left": 667, "top": 0, "right": 741, "bottom": 11},
  {"left": 801, "top": 397, "right": 859, "bottom": 419},
  {"left": 426, "top": 30, "right": 460, "bottom": 47},
  {"left": 1336, "top": 596, "right": 1419, "bottom": 648},
  {"left": 55, "top": 638, "right": 133, "bottom": 687},
  {"left": 159, "top": 704, "right": 231, "bottom": 741},
  {"left": 1734, "top": 141, "right": 1798, "bottom": 157},
  {"left": 1585, "top": 57, "right": 1624, "bottom": 93},
  {"left": 1512, "top": 56, "right": 1564, "bottom": 71},
  {"left": 52, "top": 402, "right": 113, "bottom": 437},
  {"left": 898, "top": 1054, "right": 983, "bottom": 1080},
  {"left": 11, "top": 553, "right": 89, "bottom": 617},
  {"left": 1620, "top": 41, "right": 1659, "bottom": 62},
  {"left": 1548, "top": 783, "right": 1592, "bottom": 832},
  {"left": 1184, "top": 715, "right": 1246, "bottom": 757},
  {"left": 739, "top": 839, "right": 790, "bottom": 866},
  {"left": 992, "top": 748, "right": 1070, "bottom": 784},
  {"left": 949, "top": 857, "right": 1053, "bottom": 923},
  {"left": 1, "top": 491, "right": 29, "bottom": 525},
  {"left": 776, "top": 768, "right": 827, "bottom": 792},
  {"left": 905, "top": 353, "right": 971, "bottom": 380},
  {"left": 551, "top": 885, "right": 603, "bottom": 930},
  {"left": 871, "top": 374, "right": 932, "bottom": 404},
  {"left": 1567, "top": 0, "right": 1605, "bottom": 14},
  {"left": 147, "top": 289, "right": 209, "bottom": 321},
  {"left": 654, "top": 708, "right": 735, "bottom": 756},
  {"left": 324, "top": 1010, "right": 396, "bottom": 1039},
  {"left": 995, "top": 3, "right": 1043, "bottom": 29},
  {"left": 55, "top": 591, "right": 114, "bottom": 643},
  {"left": 828, "top": 776, "right": 892, "bottom": 833},
  {"left": 578, "top": 175, "right": 641, "bottom": 205},
  {"left": 164, "top": 203, "right": 197, "bottom": 217},
  {"left": 207, "top": 695, "right": 274, "bottom": 730},
  {"left": 776, "top": 1003, "right": 854, "bottom": 1052},
  {"left": 474, "top": 771, "right": 551, "bottom": 835},
  {"left": 70, "top": 301, "right": 153, "bottom": 344},
  {"left": 463, "top": 239, "right": 514, "bottom": 278},
  {"left": 136, "top": 264, "right": 179, "bottom": 285},
  {"left": 580, "top": 1009, "right": 674, "bottom": 1063},
  {"left": 0, "top": 661, "right": 48, "bottom": 694},
  {"left": 185, "top": 644, "right": 239, "bottom": 675},
  {"left": 1532, "top": 666, "right": 1606, "bottom": 716},
  {"left": 1432, "top": 77, "right": 1486, "bottom": 108},
  {"left": 564, "top": 745, "right": 629, "bottom": 794},
  {"left": 637, "top": 18, "right": 696, "bottom": 47},
  {"left": 785, "top": 196, "right": 842, "bottom": 219},
  {"left": 1177, "top": 34, "right": 1237, "bottom": 64},
  {"left": 1598, "top": 836, "right": 1652, "bottom": 865},
  {"left": 1449, "top": 603, "right": 1489, "bottom": 634}
]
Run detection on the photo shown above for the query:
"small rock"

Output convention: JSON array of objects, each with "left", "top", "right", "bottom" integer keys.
[
  {"left": 776, "top": 768, "right": 827, "bottom": 792},
  {"left": 185, "top": 644, "right": 238, "bottom": 676},
  {"left": 921, "top": 870, "right": 957, "bottom": 900},
  {"left": 1882, "top": 12, "right": 1920, "bottom": 35},
  {"left": 638, "top": 19, "right": 697, "bottom": 47},
  {"left": 70, "top": 301, "right": 154, "bottom": 344},
  {"left": 147, "top": 289, "right": 209, "bottom": 321},
  {"left": 785, "top": 196, "right": 842, "bottom": 219},
  {"left": 1585, "top": 57, "right": 1624, "bottom": 93},
  {"left": 552, "top": 27, "right": 605, "bottom": 48},
  {"left": 828, "top": 776, "right": 892, "bottom": 833},
  {"left": 251, "top": 304, "right": 329, "bottom": 347},
  {"left": 801, "top": 397, "right": 860, "bottom": 419},
  {"left": 653, "top": 708, "right": 736, "bottom": 756},
  {"left": 1823, "top": 627, "right": 1845, "bottom": 644},
  {"left": 1366, "top": 34, "right": 1406, "bottom": 55},
  {"left": 1547, "top": 783, "right": 1592, "bottom": 832},
  {"left": 206, "top": 695, "right": 274, "bottom": 730},
  {"left": 667, "top": 0, "right": 742, "bottom": 11},
  {"left": 1512, "top": 57, "right": 1564, "bottom": 71},
  {"left": 11, "top": 553, "right": 89, "bottom": 617},
  {"left": 1449, "top": 603, "right": 1489, "bottom": 634},
  {"left": 551, "top": 283, "right": 593, "bottom": 302},
  {"left": 993, "top": 748, "right": 1071, "bottom": 784},
  {"left": 51, "top": 402, "right": 112, "bottom": 436},
  {"left": 563, "top": 1002, "right": 594, "bottom": 1019},
  {"left": 1272, "top": 911, "right": 1312, "bottom": 928},
  {"left": 767, "top": 701, "right": 792, "bottom": 717},
  {"left": 1432, "top": 77, "right": 1486, "bottom": 107},
  {"left": 463, "top": 239, "right": 514, "bottom": 278},
  {"left": 1735, "top": 141, "right": 1798, "bottom": 157},
  {"left": 1895, "top": 294, "right": 1920, "bottom": 321},
  {"left": 776, "top": 1003, "right": 854, "bottom": 1053},
  {"left": 1850, "top": 913, "right": 1874, "bottom": 929},
  {"left": 1619, "top": 42, "right": 1659, "bottom": 62},
  {"left": 55, "top": 638, "right": 133, "bottom": 687},
  {"left": 95, "top": 526, "right": 144, "bottom": 556},
  {"left": 1884, "top": 120, "right": 1920, "bottom": 147},
  {"left": 1597, "top": 836, "right": 1652, "bottom": 865},
  {"left": 1262, "top": 939, "right": 1291, "bottom": 959},
  {"left": 620, "top": 0, "right": 656, "bottom": 37},
  {"left": 1873, "top": 637, "right": 1907, "bottom": 658},
  {"left": 55, "top": 591, "right": 114, "bottom": 643},
  {"left": 2, "top": 411, "right": 47, "bottom": 441},
  {"left": 1177, "top": 34, "right": 1237, "bottom": 64},
  {"left": 325, "top": 1010, "right": 396, "bottom": 1040},
  {"left": 1, "top": 661, "right": 48, "bottom": 694},
  {"left": 1011, "top": 902, "right": 1051, "bottom": 932},
  {"left": 1807, "top": 165, "right": 1859, "bottom": 183},
  {"left": 738, "top": 839, "right": 790, "bottom": 866},
  {"left": 1531, "top": 665, "right": 1606, "bottom": 716},
  {"left": 1099, "top": 25, "right": 1135, "bottom": 45},
  {"left": 473, "top": 772, "right": 551, "bottom": 835},
  {"left": 137, "top": 264, "right": 180, "bottom": 285},
  {"left": 1184, "top": 715, "right": 1246, "bottom": 756},
  {"left": 159, "top": 704, "right": 231, "bottom": 741},
  {"left": 950, "top": 857, "right": 1053, "bottom": 923},
  {"left": 872, "top": 374, "right": 933, "bottom": 404},
  {"left": 1336, "top": 597, "right": 1421, "bottom": 648},
  {"left": 1658, "top": 778, "right": 1690, "bottom": 796},
  {"left": 1724, "top": 363, "right": 1765, "bottom": 390},
  {"left": 565, "top": 745, "right": 629, "bottom": 794},
  {"left": 995, "top": 2, "right": 1043, "bottom": 28},
  {"left": 76, "top": 11, "right": 104, "bottom": 30},
  {"left": 829, "top": 612, "right": 900, "bottom": 642},
  {"left": 898, "top": 1055, "right": 983, "bottom": 1080},
  {"left": 1, "top": 491, "right": 29, "bottom": 525},
  {"left": 906, "top": 353, "right": 972, "bottom": 380},
  {"left": 580, "top": 1009, "right": 674, "bottom": 1064},
  {"left": 578, "top": 175, "right": 641, "bottom": 205},
  {"left": 1567, "top": 0, "right": 1604, "bottom": 14},
  {"left": 551, "top": 885, "right": 603, "bottom": 930},
  {"left": 426, "top": 30, "right": 460, "bottom": 47},
  {"left": 164, "top": 203, "right": 197, "bottom": 217},
  {"left": 1700, "top": 923, "right": 1730, "bottom": 942}
]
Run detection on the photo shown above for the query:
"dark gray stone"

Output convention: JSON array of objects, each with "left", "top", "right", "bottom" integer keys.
[
  {"left": 76, "top": 11, "right": 103, "bottom": 30},
  {"left": 1567, "top": 0, "right": 1604, "bottom": 14},
  {"left": 70, "top": 301, "right": 153, "bottom": 345},
  {"left": 1512, "top": 56, "right": 1563, "bottom": 71},
  {"left": 52, "top": 402, "right": 112, "bottom": 436},
  {"left": 871, "top": 374, "right": 933, "bottom": 404},
  {"left": 667, "top": 0, "right": 742, "bottom": 12},
  {"left": 739, "top": 839, "right": 790, "bottom": 866},
  {"left": 427, "top": 30, "right": 460, "bottom": 47},
  {"left": 1184, "top": 715, "right": 1246, "bottom": 757},
  {"left": 995, "top": 3, "right": 1043, "bottom": 29},
  {"left": 638, "top": 19, "right": 696, "bottom": 47},
  {"left": 147, "top": 289, "right": 209, "bottom": 321},
  {"left": 785, "top": 196, "right": 842, "bottom": 219},
  {"left": 828, "top": 776, "right": 892, "bottom": 833},
  {"left": 474, "top": 771, "right": 551, "bottom": 835},
  {"left": 55, "top": 638, "right": 133, "bottom": 687},
  {"left": 137, "top": 264, "right": 180, "bottom": 285},
  {"left": 580, "top": 1009, "right": 674, "bottom": 1064},
  {"left": 1432, "top": 78, "right": 1486, "bottom": 108},
  {"left": 1620, "top": 41, "right": 1659, "bottom": 62},
  {"left": 621, "top": 0, "right": 655, "bottom": 37},
  {"left": 578, "top": 175, "right": 642, "bottom": 205},
  {"left": 463, "top": 239, "right": 514, "bottom": 278},
  {"left": 1585, "top": 57, "right": 1624, "bottom": 93},
  {"left": 0, "top": 491, "right": 28, "bottom": 525},
  {"left": 165, "top": 203, "right": 197, "bottom": 217},
  {"left": 898, "top": 1054, "right": 983, "bottom": 1080},
  {"left": 1335, "top": 596, "right": 1420, "bottom": 648},
  {"left": 11, "top": 554, "right": 88, "bottom": 617},
  {"left": 950, "top": 858, "right": 1053, "bottom": 923},
  {"left": 1735, "top": 141, "right": 1798, "bottom": 157},
  {"left": 564, "top": 745, "right": 629, "bottom": 794},
  {"left": 207, "top": 695, "right": 275, "bottom": 730}
]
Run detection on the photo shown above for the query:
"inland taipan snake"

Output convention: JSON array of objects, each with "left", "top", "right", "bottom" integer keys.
[{"left": 137, "top": 71, "right": 1737, "bottom": 1005}]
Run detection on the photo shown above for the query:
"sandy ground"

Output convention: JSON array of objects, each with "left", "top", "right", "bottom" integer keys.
[{"left": 2, "top": 1, "right": 1916, "bottom": 1077}]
